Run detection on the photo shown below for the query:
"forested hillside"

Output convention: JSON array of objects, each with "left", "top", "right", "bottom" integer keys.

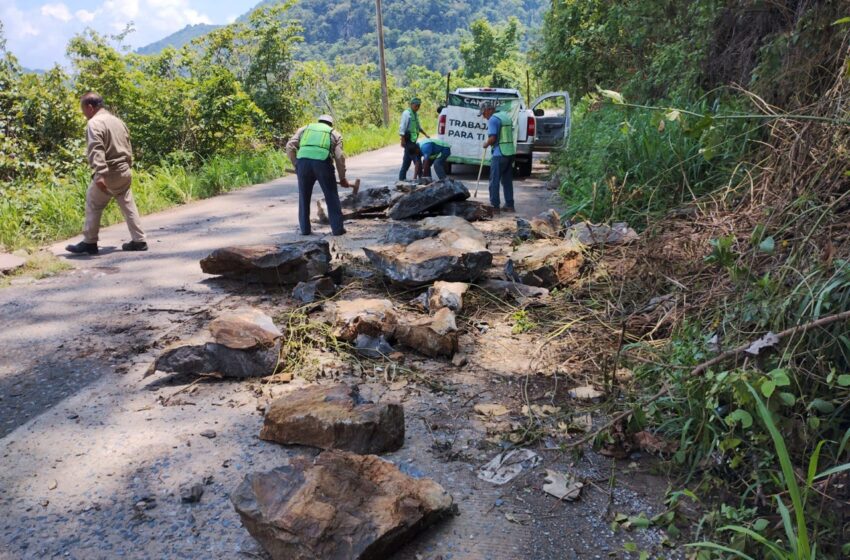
[
  {"left": 136, "top": 23, "right": 221, "bottom": 56},
  {"left": 138, "top": 0, "right": 546, "bottom": 74}
]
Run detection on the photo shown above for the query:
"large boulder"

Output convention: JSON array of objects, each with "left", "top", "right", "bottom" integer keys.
[
  {"left": 364, "top": 216, "right": 492, "bottom": 287},
  {"left": 150, "top": 309, "right": 281, "bottom": 378},
  {"left": 382, "top": 223, "right": 440, "bottom": 245},
  {"left": 395, "top": 308, "right": 458, "bottom": 358},
  {"left": 260, "top": 384, "right": 404, "bottom": 454},
  {"left": 200, "top": 241, "right": 331, "bottom": 285},
  {"left": 504, "top": 239, "right": 584, "bottom": 287},
  {"left": 328, "top": 298, "right": 398, "bottom": 341},
  {"left": 231, "top": 450, "right": 454, "bottom": 560},
  {"left": 387, "top": 179, "right": 470, "bottom": 220},
  {"left": 566, "top": 221, "right": 638, "bottom": 246}
]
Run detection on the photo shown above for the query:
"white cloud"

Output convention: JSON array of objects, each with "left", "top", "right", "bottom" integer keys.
[
  {"left": 40, "top": 3, "right": 73, "bottom": 22},
  {"left": 104, "top": 0, "right": 139, "bottom": 20},
  {"left": 75, "top": 9, "right": 97, "bottom": 23},
  {"left": 3, "top": 5, "right": 40, "bottom": 37}
]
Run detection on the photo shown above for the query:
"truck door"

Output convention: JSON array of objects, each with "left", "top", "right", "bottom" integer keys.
[{"left": 530, "top": 92, "right": 571, "bottom": 151}]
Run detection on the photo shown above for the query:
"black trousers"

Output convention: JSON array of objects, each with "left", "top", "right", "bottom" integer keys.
[{"left": 296, "top": 158, "right": 344, "bottom": 235}]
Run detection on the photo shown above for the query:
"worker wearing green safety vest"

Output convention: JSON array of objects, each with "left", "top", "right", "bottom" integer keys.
[
  {"left": 286, "top": 115, "right": 351, "bottom": 236},
  {"left": 418, "top": 138, "right": 452, "bottom": 180},
  {"left": 398, "top": 97, "right": 430, "bottom": 181},
  {"left": 481, "top": 101, "right": 516, "bottom": 212}
]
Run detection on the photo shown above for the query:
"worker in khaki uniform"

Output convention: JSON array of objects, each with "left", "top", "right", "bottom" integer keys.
[
  {"left": 285, "top": 115, "right": 350, "bottom": 236},
  {"left": 66, "top": 92, "right": 147, "bottom": 254}
]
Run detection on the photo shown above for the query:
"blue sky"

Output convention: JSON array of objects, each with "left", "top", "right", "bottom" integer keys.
[{"left": 1, "top": 0, "right": 260, "bottom": 69}]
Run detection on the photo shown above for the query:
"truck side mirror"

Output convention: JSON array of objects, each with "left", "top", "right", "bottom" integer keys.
[
  {"left": 437, "top": 105, "right": 444, "bottom": 114},
  {"left": 533, "top": 108, "right": 544, "bottom": 117}
]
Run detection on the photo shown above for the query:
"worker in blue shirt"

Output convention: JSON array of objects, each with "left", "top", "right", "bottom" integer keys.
[
  {"left": 418, "top": 138, "right": 451, "bottom": 180},
  {"left": 398, "top": 97, "right": 429, "bottom": 181},
  {"left": 480, "top": 101, "right": 515, "bottom": 212}
]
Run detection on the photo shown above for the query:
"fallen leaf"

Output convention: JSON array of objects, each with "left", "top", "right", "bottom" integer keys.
[
  {"left": 474, "top": 403, "right": 509, "bottom": 417},
  {"left": 568, "top": 385, "right": 604, "bottom": 400},
  {"left": 521, "top": 404, "right": 561, "bottom": 417},
  {"left": 633, "top": 431, "right": 678, "bottom": 454},
  {"left": 543, "top": 469, "right": 583, "bottom": 501}
]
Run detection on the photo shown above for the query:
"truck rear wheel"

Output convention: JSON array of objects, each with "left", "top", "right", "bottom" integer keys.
[{"left": 516, "top": 158, "right": 532, "bottom": 177}]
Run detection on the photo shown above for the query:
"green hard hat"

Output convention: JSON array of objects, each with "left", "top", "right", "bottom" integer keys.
[{"left": 410, "top": 97, "right": 421, "bottom": 105}]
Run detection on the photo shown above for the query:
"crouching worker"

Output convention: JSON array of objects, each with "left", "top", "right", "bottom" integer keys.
[
  {"left": 286, "top": 115, "right": 350, "bottom": 236},
  {"left": 66, "top": 92, "right": 147, "bottom": 254},
  {"left": 419, "top": 138, "right": 451, "bottom": 181}
]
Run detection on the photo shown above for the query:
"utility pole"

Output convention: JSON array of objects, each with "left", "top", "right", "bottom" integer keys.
[{"left": 375, "top": 0, "right": 390, "bottom": 127}]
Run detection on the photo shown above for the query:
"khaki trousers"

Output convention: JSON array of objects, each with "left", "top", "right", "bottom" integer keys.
[{"left": 82, "top": 170, "right": 146, "bottom": 244}]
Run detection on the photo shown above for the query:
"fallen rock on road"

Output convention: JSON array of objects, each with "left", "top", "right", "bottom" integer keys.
[
  {"left": 364, "top": 216, "right": 492, "bottom": 287},
  {"left": 260, "top": 384, "right": 404, "bottom": 454},
  {"left": 150, "top": 309, "right": 281, "bottom": 378},
  {"left": 388, "top": 179, "right": 470, "bottom": 220},
  {"left": 328, "top": 298, "right": 398, "bottom": 341},
  {"left": 566, "top": 221, "right": 639, "bottom": 246},
  {"left": 200, "top": 241, "right": 331, "bottom": 285},
  {"left": 231, "top": 450, "right": 454, "bottom": 560},
  {"left": 395, "top": 307, "right": 458, "bottom": 358}
]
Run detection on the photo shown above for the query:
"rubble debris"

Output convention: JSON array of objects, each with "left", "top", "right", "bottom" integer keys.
[
  {"left": 394, "top": 180, "right": 419, "bottom": 193},
  {"left": 150, "top": 309, "right": 282, "bottom": 378},
  {"left": 565, "top": 221, "right": 638, "bottom": 246},
  {"left": 342, "top": 186, "right": 398, "bottom": 214},
  {"left": 427, "top": 281, "right": 469, "bottom": 312},
  {"left": 515, "top": 218, "right": 533, "bottom": 241},
  {"left": 432, "top": 200, "right": 494, "bottom": 221},
  {"left": 504, "top": 239, "right": 584, "bottom": 287},
  {"left": 529, "top": 209, "right": 563, "bottom": 238},
  {"left": 365, "top": 217, "right": 492, "bottom": 287},
  {"left": 354, "top": 333, "right": 395, "bottom": 359},
  {"left": 291, "top": 277, "right": 337, "bottom": 303},
  {"left": 451, "top": 353, "right": 468, "bottom": 367},
  {"left": 542, "top": 470, "right": 583, "bottom": 501},
  {"left": 260, "top": 385, "right": 404, "bottom": 454},
  {"left": 382, "top": 223, "right": 439, "bottom": 245},
  {"left": 231, "top": 450, "right": 454, "bottom": 560},
  {"left": 180, "top": 483, "right": 205, "bottom": 503},
  {"left": 394, "top": 308, "right": 458, "bottom": 358},
  {"left": 480, "top": 279, "right": 550, "bottom": 303},
  {"left": 329, "top": 298, "right": 397, "bottom": 341},
  {"left": 0, "top": 253, "right": 26, "bottom": 274},
  {"left": 387, "top": 179, "right": 470, "bottom": 220},
  {"left": 199, "top": 429, "right": 217, "bottom": 438},
  {"left": 633, "top": 430, "right": 679, "bottom": 454},
  {"left": 200, "top": 241, "right": 331, "bottom": 285},
  {"left": 478, "top": 449, "right": 541, "bottom": 485}
]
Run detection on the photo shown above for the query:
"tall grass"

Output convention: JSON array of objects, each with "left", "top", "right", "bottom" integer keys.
[{"left": 340, "top": 123, "right": 399, "bottom": 156}]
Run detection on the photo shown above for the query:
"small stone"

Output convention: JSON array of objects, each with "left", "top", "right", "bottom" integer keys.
[
  {"left": 66, "top": 413, "right": 79, "bottom": 420},
  {"left": 529, "top": 209, "right": 563, "bottom": 238},
  {"left": 427, "top": 281, "right": 469, "bottom": 312},
  {"left": 395, "top": 308, "right": 458, "bottom": 358},
  {"left": 48, "top": 480, "right": 57, "bottom": 490},
  {"left": 504, "top": 239, "right": 584, "bottom": 288},
  {"left": 199, "top": 430, "right": 217, "bottom": 439},
  {"left": 292, "top": 277, "right": 337, "bottom": 303},
  {"left": 180, "top": 483, "right": 205, "bottom": 503},
  {"left": 329, "top": 298, "right": 397, "bottom": 341},
  {"left": 40, "top": 499, "right": 49, "bottom": 507},
  {"left": 451, "top": 354, "right": 468, "bottom": 367}
]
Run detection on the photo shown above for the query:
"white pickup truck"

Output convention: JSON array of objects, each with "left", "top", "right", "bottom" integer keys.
[{"left": 435, "top": 87, "right": 570, "bottom": 177}]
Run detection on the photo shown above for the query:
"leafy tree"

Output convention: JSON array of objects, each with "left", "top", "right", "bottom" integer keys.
[{"left": 459, "top": 17, "right": 522, "bottom": 78}]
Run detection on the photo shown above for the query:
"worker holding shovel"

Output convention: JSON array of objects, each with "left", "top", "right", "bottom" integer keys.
[{"left": 286, "top": 115, "right": 352, "bottom": 236}]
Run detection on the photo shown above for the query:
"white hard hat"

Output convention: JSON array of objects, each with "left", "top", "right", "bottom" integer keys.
[{"left": 318, "top": 114, "right": 334, "bottom": 126}]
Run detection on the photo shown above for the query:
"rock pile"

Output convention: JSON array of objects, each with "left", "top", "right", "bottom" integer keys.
[
  {"left": 200, "top": 241, "right": 331, "bottom": 285},
  {"left": 387, "top": 179, "right": 470, "bottom": 220}
]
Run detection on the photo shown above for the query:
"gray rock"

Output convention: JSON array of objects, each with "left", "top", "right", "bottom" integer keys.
[
  {"left": 481, "top": 279, "right": 550, "bottom": 302},
  {"left": 515, "top": 218, "right": 533, "bottom": 241},
  {"left": 328, "top": 298, "right": 398, "bottom": 341},
  {"left": 433, "top": 200, "right": 494, "bottom": 221},
  {"left": 364, "top": 216, "right": 492, "bottom": 287},
  {"left": 231, "top": 450, "right": 454, "bottom": 560},
  {"left": 394, "top": 308, "right": 458, "bottom": 358},
  {"left": 566, "top": 221, "right": 639, "bottom": 246},
  {"left": 354, "top": 334, "right": 396, "bottom": 359},
  {"left": 340, "top": 186, "right": 401, "bottom": 217},
  {"left": 260, "top": 384, "right": 404, "bottom": 454},
  {"left": 504, "top": 239, "right": 585, "bottom": 288},
  {"left": 382, "top": 223, "right": 439, "bottom": 245},
  {"left": 181, "top": 484, "right": 205, "bottom": 503},
  {"left": 200, "top": 241, "right": 331, "bottom": 285},
  {"left": 292, "top": 277, "right": 337, "bottom": 303},
  {"left": 427, "top": 281, "right": 469, "bottom": 312},
  {"left": 530, "top": 209, "right": 563, "bottom": 238},
  {"left": 150, "top": 309, "right": 282, "bottom": 378},
  {"left": 387, "top": 179, "right": 470, "bottom": 220}
]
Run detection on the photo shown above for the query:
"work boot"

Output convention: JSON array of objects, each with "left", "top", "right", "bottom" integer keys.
[
  {"left": 502, "top": 206, "right": 516, "bottom": 213},
  {"left": 332, "top": 229, "right": 347, "bottom": 237},
  {"left": 66, "top": 241, "right": 99, "bottom": 255},
  {"left": 122, "top": 240, "right": 148, "bottom": 251}
]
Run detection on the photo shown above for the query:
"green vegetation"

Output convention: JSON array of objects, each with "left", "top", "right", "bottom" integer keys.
[{"left": 537, "top": 0, "right": 850, "bottom": 556}]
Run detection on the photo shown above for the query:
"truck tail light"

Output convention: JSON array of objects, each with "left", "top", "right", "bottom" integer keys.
[
  {"left": 527, "top": 115, "right": 536, "bottom": 138},
  {"left": 438, "top": 114, "right": 446, "bottom": 135}
]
